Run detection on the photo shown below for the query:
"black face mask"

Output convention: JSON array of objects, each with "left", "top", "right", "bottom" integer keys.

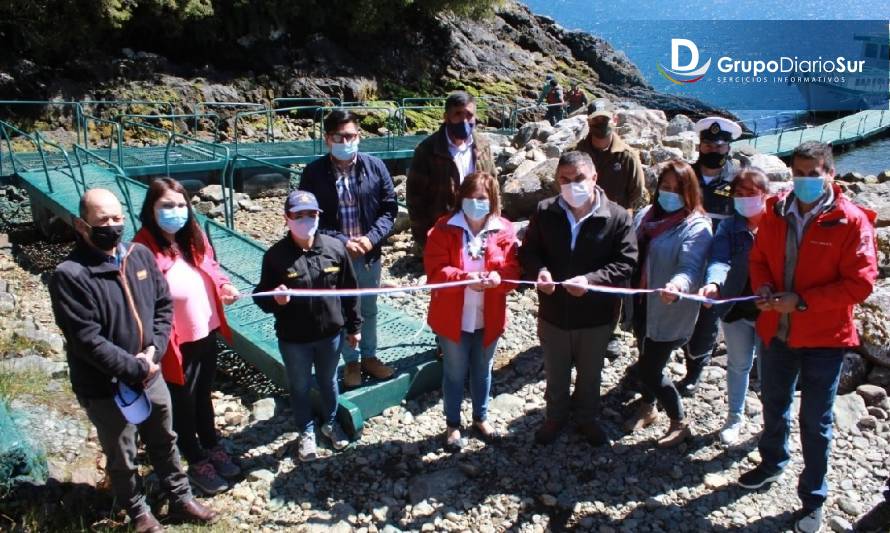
[
  {"left": 699, "top": 151, "right": 727, "bottom": 169},
  {"left": 89, "top": 224, "right": 124, "bottom": 250},
  {"left": 446, "top": 120, "right": 472, "bottom": 140},
  {"left": 591, "top": 123, "right": 612, "bottom": 139}
]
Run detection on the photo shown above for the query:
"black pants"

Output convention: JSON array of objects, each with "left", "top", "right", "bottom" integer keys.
[
  {"left": 167, "top": 332, "right": 220, "bottom": 464},
  {"left": 683, "top": 304, "right": 721, "bottom": 365},
  {"left": 632, "top": 296, "right": 685, "bottom": 420}
]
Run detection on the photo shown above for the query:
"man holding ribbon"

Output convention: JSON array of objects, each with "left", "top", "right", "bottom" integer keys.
[
  {"left": 299, "top": 109, "right": 398, "bottom": 389},
  {"left": 737, "top": 141, "right": 877, "bottom": 533},
  {"left": 520, "top": 151, "right": 638, "bottom": 447},
  {"left": 51, "top": 189, "right": 217, "bottom": 532}
]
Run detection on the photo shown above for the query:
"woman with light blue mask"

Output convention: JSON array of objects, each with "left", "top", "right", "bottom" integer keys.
[
  {"left": 698, "top": 168, "right": 770, "bottom": 445},
  {"left": 134, "top": 178, "right": 241, "bottom": 495},
  {"left": 624, "top": 160, "right": 713, "bottom": 448},
  {"left": 424, "top": 172, "right": 520, "bottom": 451}
]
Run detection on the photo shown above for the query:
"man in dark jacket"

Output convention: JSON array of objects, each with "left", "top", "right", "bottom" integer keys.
[
  {"left": 299, "top": 109, "right": 398, "bottom": 388},
  {"left": 50, "top": 189, "right": 217, "bottom": 533},
  {"left": 406, "top": 91, "right": 497, "bottom": 249},
  {"left": 520, "top": 151, "right": 638, "bottom": 446}
]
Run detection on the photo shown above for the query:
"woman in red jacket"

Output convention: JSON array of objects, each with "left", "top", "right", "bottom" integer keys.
[
  {"left": 134, "top": 178, "right": 240, "bottom": 495},
  {"left": 424, "top": 171, "right": 520, "bottom": 451}
]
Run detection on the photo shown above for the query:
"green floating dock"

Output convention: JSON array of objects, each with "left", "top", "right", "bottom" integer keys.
[
  {"left": 16, "top": 157, "right": 441, "bottom": 437},
  {"left": 736, "top": 109, "right": 890, "bottom": 157}
]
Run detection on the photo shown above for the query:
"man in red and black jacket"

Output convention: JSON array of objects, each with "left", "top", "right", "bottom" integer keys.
[{"left": 735, "top": 142, "right": 877, "bottom": 533}]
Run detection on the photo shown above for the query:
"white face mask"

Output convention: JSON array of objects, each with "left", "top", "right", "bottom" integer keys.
[
  {"left": 561, "top": 181, "right": 592, "bottom": 208},
  {"left": 287, "top": 216, "right": 318, "bottom": 240}
]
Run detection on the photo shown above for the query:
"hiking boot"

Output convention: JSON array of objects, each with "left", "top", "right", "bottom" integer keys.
[
  {"left": 719, "top": 414, "right": 746, "bottom": 446},
  {"left": 534, "top": 419, "right": 564, "bottom": 445},
  {"left": 623, "top": 401, "right": 658, "bottom": 433},
  {"left": 321, "top": 422, "right": 350, "bottom": 451},
  {"left": 187, "top": 459, "right": 228, "bottom": 495},
  {"left": 362, "top": 357, "right": 394, "bottom": 380},
  {"left": 657, "top": 418, "right": 692, "bottom": 448},
  {"left": 855, "top": 499, "right": 890, "bottom": 532},
  {"left": 578, "top": 421, "right": 609, "bottom": 447},
  {"left": 738, "top": 465, "right": 783, "bottom": 490},
  {"left": 605, "top": 337, "right": 624, "bottom": 361},
  {"left": 794, "top": 507, "right": 823, "bottom": 533},
  {"left": 208, "top": 445, "right": 241, "bottom": 479},
  {"left": 132, "top": 511, "right": 164, "bottom": 533},
  {"left": 343, "top": 362, "right": 362, "bottom": 389},
  {"left": 298, "top": 431, "right": 317, "bottom": 462},
  {"left": 170, "top": 498, "right": 219, "bottom": 524}
]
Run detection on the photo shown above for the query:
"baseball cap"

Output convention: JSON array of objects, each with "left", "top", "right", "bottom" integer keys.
[
  {"left": 113, "top": 380, "right": 152, "bottom": 425},
  {"left": 285, "top": 190, "right": 323, "bottom": 214}
]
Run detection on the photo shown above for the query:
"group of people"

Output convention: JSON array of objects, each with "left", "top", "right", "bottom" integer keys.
[
  {"left": 537, "top": 74, "right": 590, "bottom": 125},
  {"left": 49, "top": 89, "right": 887, "bottom": 533}
]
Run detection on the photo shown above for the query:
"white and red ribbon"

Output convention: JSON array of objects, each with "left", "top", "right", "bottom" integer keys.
[{"left": 249, "top": 278, "right": 759, "bottom": 306}]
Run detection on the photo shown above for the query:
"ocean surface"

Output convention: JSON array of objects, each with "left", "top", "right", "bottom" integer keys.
[{"left": 522, "top": 0, "right": 890, "bottom": 173}]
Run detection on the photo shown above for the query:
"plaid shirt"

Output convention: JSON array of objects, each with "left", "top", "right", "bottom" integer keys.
[{"left": 334, "top": 163, "right": 362, "bottom": 239}]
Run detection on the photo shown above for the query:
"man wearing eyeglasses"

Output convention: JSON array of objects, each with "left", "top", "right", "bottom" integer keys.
[{"left": 299, "top": 109, "right": 399, "bottom": 389}]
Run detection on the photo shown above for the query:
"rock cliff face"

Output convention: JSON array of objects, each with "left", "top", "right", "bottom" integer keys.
[{"left": 0, "top": 1, "right": 728, "bottom": 120}]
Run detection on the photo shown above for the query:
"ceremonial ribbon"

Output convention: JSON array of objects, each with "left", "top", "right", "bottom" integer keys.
[{"left": 249, "top": 278, "right": 759, "bottom": 306}]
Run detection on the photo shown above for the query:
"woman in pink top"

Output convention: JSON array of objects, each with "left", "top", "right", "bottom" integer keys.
[{"left": 134, "top": 178, "right": 240, "bottom": 495}]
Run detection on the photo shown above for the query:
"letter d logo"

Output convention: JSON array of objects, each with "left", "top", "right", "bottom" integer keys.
[{"left": 658, "top": 38, "right": 711, "bottom": 85}]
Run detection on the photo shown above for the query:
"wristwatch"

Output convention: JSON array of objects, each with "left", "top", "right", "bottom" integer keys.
[{"left": 795, "top": 294, "right": 808, "bottom": 312}]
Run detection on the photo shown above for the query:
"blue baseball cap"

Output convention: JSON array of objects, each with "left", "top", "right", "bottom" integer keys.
[
  {"left": 285, "top": 191, "right": 323, "bottom": 213},
  {"left": 113, "top": 380, "right": 152, "bottom": 425}
]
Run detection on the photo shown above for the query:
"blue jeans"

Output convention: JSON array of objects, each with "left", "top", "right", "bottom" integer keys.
[
  {"left": 342, "top": 256, "right": 381, "bottom": 363},
  {"left": 440, "top": 330, "right": 497, "bottom": 428},
  {"left": 722, "top": 318, "right": 761, "bottom": 417},
  {"left": 758, "top": 338, "right": 844, "bottom": 510},
  {"left": 279, "top": 335, "right": 342, "bottom": 434}
]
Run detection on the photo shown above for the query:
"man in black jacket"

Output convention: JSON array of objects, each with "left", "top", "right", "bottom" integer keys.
[
  {"left": 520, "top": 152, "right": 638, "bottom": 446},
  {"left": 50, "top": 189, "right": 217, "bottom": 533},
  {"left": 299, "top": 109, "right": 398, "bottom": 388}
]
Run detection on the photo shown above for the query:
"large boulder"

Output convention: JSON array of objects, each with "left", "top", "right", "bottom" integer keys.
[
  {"left": 855, "top": 281, "right": 890, "bottom": 368},
  {"left": 615, "top": 109, "right": 668, "bottom": 145},
  {"left": 666, "top": 114, "right": 695, "bottom": 136},
  {"left": 738, "top": 152, "right": 792, "bottom": 182},
  {"left": 661, "top": 131, "right": 699, "bottom": 160},
  {"left": 513, "top": 121, "right": 554, "bottom": 148},
  {"left": 833, "top": 393, "right": 868, "bottom": 433},
  {"left": 851, "top": 182, "right": 890, "bottom": 227},
  {"left": 501, "top": 158, "right": 559, "bottom": 220}
]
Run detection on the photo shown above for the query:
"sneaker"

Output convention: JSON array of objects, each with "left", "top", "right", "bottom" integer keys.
[
  {"left": 208, "top": 445, "right": 241, "bottom": 479},
  {"left": 578, "top": 421, "right": 609, "bottom": 447},
  {"left": 623, "top": 401, "right": 658, "bottom": 433},
  {"left": 343, "top": 361, "right": 362, "bottom": 389},
  {"left": 321, "top": 422, "right": 350, "bottom": 451},
  {"left": 187, "top": 459, "right": 228, "bottom": 495},
  {"left": 677, "top": 364, "right": 705, "bottom": 397},
  {"left": 361, "top": 357, "right": 394, "bottom": 380},
  {"left": 657, "top": 418, "right": 692, "bottom": 448},
  {"left": 738, "top": 465, "right": 783, "bottom": 490},
  {"left": 855, "top": 500, "right": 890, "bottom": 532},
  {"left": 719, "top": 414, "right": 746, "bottom": 446},
  {"left": 534, "top": 419, "right": 564, "bottom": 445},
  {"left": 298, "top": 431, "right": 317, "bottom": 462},
  {"left": 794, "top": 507, "right": 823, "bottom": 533}
]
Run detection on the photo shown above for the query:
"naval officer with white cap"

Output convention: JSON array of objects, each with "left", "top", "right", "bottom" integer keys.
[{"left": 676, "top": 116, "right": 743, "bottom": 396}]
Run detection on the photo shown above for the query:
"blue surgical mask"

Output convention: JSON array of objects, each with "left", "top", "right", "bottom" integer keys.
[
  {"left": 156, "top": 207, "right": 189, "bottom": 234},
  {"left": 657, "top": 190, "right": 685, "bottom": 213},
  {"left": 462, "top": 198, "right": 490, "bottom": 221},
  {"left": 287, "top": 217, "right": 318, "bottom": 240},
  {"left": 331, "top": 140, "right": 359, "bottom": 161},
  {"left": 793, "top": 176, "right": 826, "bottom": 204}
]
